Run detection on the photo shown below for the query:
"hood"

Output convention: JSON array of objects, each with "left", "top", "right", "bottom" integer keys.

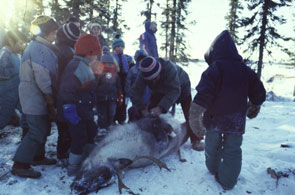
[
  {"left": 204, "top": 30, "right": 242, "bottom": 65},
  {"left": 145, "top": 21, "right": 153, "bottom": 34}
]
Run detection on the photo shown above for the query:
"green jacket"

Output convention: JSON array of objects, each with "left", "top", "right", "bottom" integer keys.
[{"left": 130, "top": 58, "right": 189, "bottom": 112}]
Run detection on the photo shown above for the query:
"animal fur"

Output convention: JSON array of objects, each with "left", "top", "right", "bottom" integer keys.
[{"left": 71, "top": 114, "right": 187, "bottom": 194}]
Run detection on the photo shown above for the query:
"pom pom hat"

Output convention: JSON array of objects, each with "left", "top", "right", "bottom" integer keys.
[
  {"left": 75, "top": 34, "right": 101, "bottom": 56},
  {"left": 139, "top": 56, "right": 162, "bottom": 80}
]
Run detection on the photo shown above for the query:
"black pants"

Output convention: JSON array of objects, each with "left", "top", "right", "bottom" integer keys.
[{"left": 56, "top": 121, "right": 71, "bottom": 159}]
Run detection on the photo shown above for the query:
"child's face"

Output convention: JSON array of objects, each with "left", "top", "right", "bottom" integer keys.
[
  {"left": 86, "top": 54, "right": 98, "bottom": 62},
  {"left": 114, "top": 46, "right": 124, "bottom": 55},
  {"left": 44, "top": 30, "right": 57, "bottom": 43},
  {"left": 92, "top": 26, "right": 101, "bottom": 36}
]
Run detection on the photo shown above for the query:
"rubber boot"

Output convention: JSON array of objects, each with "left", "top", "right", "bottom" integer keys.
[{"left": 68, "top": 153, "right": 83, "bottom": 177}]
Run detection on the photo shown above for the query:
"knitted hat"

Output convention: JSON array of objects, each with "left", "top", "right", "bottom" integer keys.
[
  {"left": 112, "top": 38, "right": 125, "bottom": 49},
  {"left": 90, "top": 23, "right": 101, "bottom": 31},
  {"left": 56, "top": 23, "right": 80, "bottom": 47},
  {"left": 31, "top": 15, "right": 59, "bottom": 35},
  {"left": 101, "top": 46, "right": 115, "bottom": 64},
  {"left": 75, "top": 34, "right": 101, "bottom": 56},
  {"left": 134, "top": 49, "right": 148, "bottom": 63},
  {"left": 139, "top": 56, "right": 162, "bottom": 80}
]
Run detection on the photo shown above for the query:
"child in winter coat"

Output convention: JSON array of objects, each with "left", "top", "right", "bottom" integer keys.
[
  {"left": 112, "top": 37, "right": 129, "bottom": 124},
  {"left": 55, "top": 22, "right": 80, "bottom": 160},
  {"left": 189, "top": 30, "right": 266, "bottom": 190},
  {"left": 95, "top": 46, "right": 121, "bottom": 129},
  {"left": 139, "top": 21, "right": 158, "bottom": 58},
  {"left": 57, "top": 34, "right": 101, "bottom": 176}
]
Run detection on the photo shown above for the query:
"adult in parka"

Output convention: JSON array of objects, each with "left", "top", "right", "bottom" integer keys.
[
  {"left": 12, "top": 15, "right": 59, "bottom": 178},
  {"left": 189, "top": 30, "right": 266, "bottom": 190},
  {"left": 130, "top": 56, "right": 204, "bottom": 151}
]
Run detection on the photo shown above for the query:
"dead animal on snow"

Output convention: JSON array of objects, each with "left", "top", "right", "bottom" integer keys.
[{"left": 70, "top": 114, "right": 188, "bottom": 194}]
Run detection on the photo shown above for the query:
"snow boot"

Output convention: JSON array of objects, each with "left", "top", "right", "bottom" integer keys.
[
  {"left": 68, "top": 153, "right": 83, "bottom": 177},
  {"left": 192, "top": 140, "right": 205, "bottom": 151},
  {"left": 11, "top": 161, "right": 41, "bottom": 178},
  {"left": 32, "top": 156, "right": 57, "bottom": 166}
]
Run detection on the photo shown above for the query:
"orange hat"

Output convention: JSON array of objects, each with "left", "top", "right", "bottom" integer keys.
[{"left": 75, "top": 34, "right": 101, "bottom": 56}]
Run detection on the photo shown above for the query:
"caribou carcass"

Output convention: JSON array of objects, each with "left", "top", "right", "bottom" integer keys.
[{"left": 71, "top": 114, "right": 188, "bottom": 194}]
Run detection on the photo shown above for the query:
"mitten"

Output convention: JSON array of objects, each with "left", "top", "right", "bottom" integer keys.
[
  {"left": 63, "top": 104, "right": 81, "bottom": 125},
  {"left": 189, "top": 103, "right": 206, "bottom": 137},
  {"left": 247, "top": 102, "right": 261, "bottom": 119}
]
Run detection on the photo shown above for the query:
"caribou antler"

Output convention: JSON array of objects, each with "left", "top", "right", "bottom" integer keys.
[{"left": 116, "top": 155, "right": 170, "bottom": 194}]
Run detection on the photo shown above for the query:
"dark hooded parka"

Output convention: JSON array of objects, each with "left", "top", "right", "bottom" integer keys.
[{"left": 193, "top": 30, "right": 266, "bottom": 134}]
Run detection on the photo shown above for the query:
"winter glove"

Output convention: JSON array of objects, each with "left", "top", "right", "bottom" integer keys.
[
  {"left": 150, "top": 106, "right": 163, "bottom": 117},
  {"left": 247, "top": 102, "right": 261, "bottom": 119},
  {"left": 189, "top": 103, "right": 206, "bottom": 137},
  {"left": 117, "top": 91, "right": 124, "bottom": 107},
  {"left": 44, "top": 93, "right": 56, "bottom": 122},
  {"left": 63, "top": 104, "right": 81, "bottom": 125}
]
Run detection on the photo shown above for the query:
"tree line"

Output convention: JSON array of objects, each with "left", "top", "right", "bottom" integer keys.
[{"left": 0, "top": 0, "right": 294, "bottom": 77}]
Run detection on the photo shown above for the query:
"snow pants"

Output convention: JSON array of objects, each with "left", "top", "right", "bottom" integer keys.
[
  {"left": 56, "top": 121, "right": 71, "bottom": 159},
  {"left": 68, "top": 120, "right": 97, "bottom": 155},
  {"left": 13, "top": 114, "right": 50, "bottom": 164},
  {"left": 205, "top": 131, "right": 243, "bottom": 189}
]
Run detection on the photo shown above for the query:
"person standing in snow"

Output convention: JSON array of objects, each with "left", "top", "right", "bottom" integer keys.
[
  {"left": 139, "top": 21, "right": 158, "bottom": 58},
  {"left": 55, "top": 22, "right": 80, "bottom": 160},
  {"left": 112, "top": 37, "right": 129, "bottom": 124},
  {"left": 58, "top": 34, "right": 101, "bottom": 176},
  {"left": 95, "top": 46, "right": 121, "bottom": 129},
  {"left": 0, "top": 30, "right": 26, "bottom": 130},
  {"left": 189, "top": 30, "right": 266, "bottom": 190},
  {"left": 89, "top": 22, "right": 108, "bottom": 48},
  {"left": 130, "top": 56, "right": 204, "bottom": 151},
  {"left": 12, "top": 15, "right": 59, "bottom": 178}
]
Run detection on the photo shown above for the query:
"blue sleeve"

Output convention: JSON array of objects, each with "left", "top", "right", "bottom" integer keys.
[
  {"left": 0, "top": 49, "right": 14, "bottom": 79},
  {"left": 194, "top": 63, "right": 220, "bottom": 109}
]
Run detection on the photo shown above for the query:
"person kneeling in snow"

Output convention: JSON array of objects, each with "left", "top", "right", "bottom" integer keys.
[
  {"left": 57, "top": 34, "right": 101, "bottom": 176},
  {"left": 130, "top": 56, "right": 204, "bottom": 151},
  {"left": 189, "top": 30, "right": 266, "bottom": 190}
]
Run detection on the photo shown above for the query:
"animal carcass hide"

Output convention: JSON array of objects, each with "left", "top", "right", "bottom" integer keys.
[{"left": 71, "top": 114, "right": 187, "bottom": 194}]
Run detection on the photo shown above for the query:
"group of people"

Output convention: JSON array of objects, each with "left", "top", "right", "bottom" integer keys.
[{"left": 0, "top": 14, "right": 266, "bottom": 190}]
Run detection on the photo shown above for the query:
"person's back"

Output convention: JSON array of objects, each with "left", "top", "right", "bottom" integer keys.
[{"left": 190, "top": 30, "right": 266, "bottom": 190}]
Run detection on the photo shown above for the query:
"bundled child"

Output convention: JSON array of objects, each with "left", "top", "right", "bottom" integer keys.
[
  {"left": 57, "top": 34, "right": 101, "bottom": 176},
  {"left": 95, "top": 46, "right": 121, "bottom": 129}
]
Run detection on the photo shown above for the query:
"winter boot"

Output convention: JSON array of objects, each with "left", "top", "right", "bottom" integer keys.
[
  {"left": 11, "top": 161, "right": 41, "bottom": 178},
  {"left": 68, "top": 153, "right": 83, "bottom": 177},
  {"left": 192, "top": 140, "right": 205, "bottom": 151},
  {"left": 32, "top": 155, "right": 57, "bottom": 166}
]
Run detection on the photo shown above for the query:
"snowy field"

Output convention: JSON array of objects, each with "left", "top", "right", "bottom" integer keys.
[{"left": 0, "top": 61, "right": 294, "bottom": 195}]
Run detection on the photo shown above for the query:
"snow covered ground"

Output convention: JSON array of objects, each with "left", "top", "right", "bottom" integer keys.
[{"left": 0, "top": 62, "right": 294, "bottom": 195}]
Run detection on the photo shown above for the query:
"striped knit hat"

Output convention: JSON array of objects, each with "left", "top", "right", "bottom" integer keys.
[
  {"left": 139, "top": 56, "right": 162, "bottom": 80},
  {"left": 62, "top": 23, "right": 80, "bottom": 41}
]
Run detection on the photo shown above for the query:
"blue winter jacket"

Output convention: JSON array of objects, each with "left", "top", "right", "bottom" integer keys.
[
  {"left": 193, "top": 30, "right": 266, "bottom": 134},
  {"left": 57, "top": 55, "right": 96, "bottom": 121},
  {"left": 139, "top": 21, "right": 158, "bottom": 58}
]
